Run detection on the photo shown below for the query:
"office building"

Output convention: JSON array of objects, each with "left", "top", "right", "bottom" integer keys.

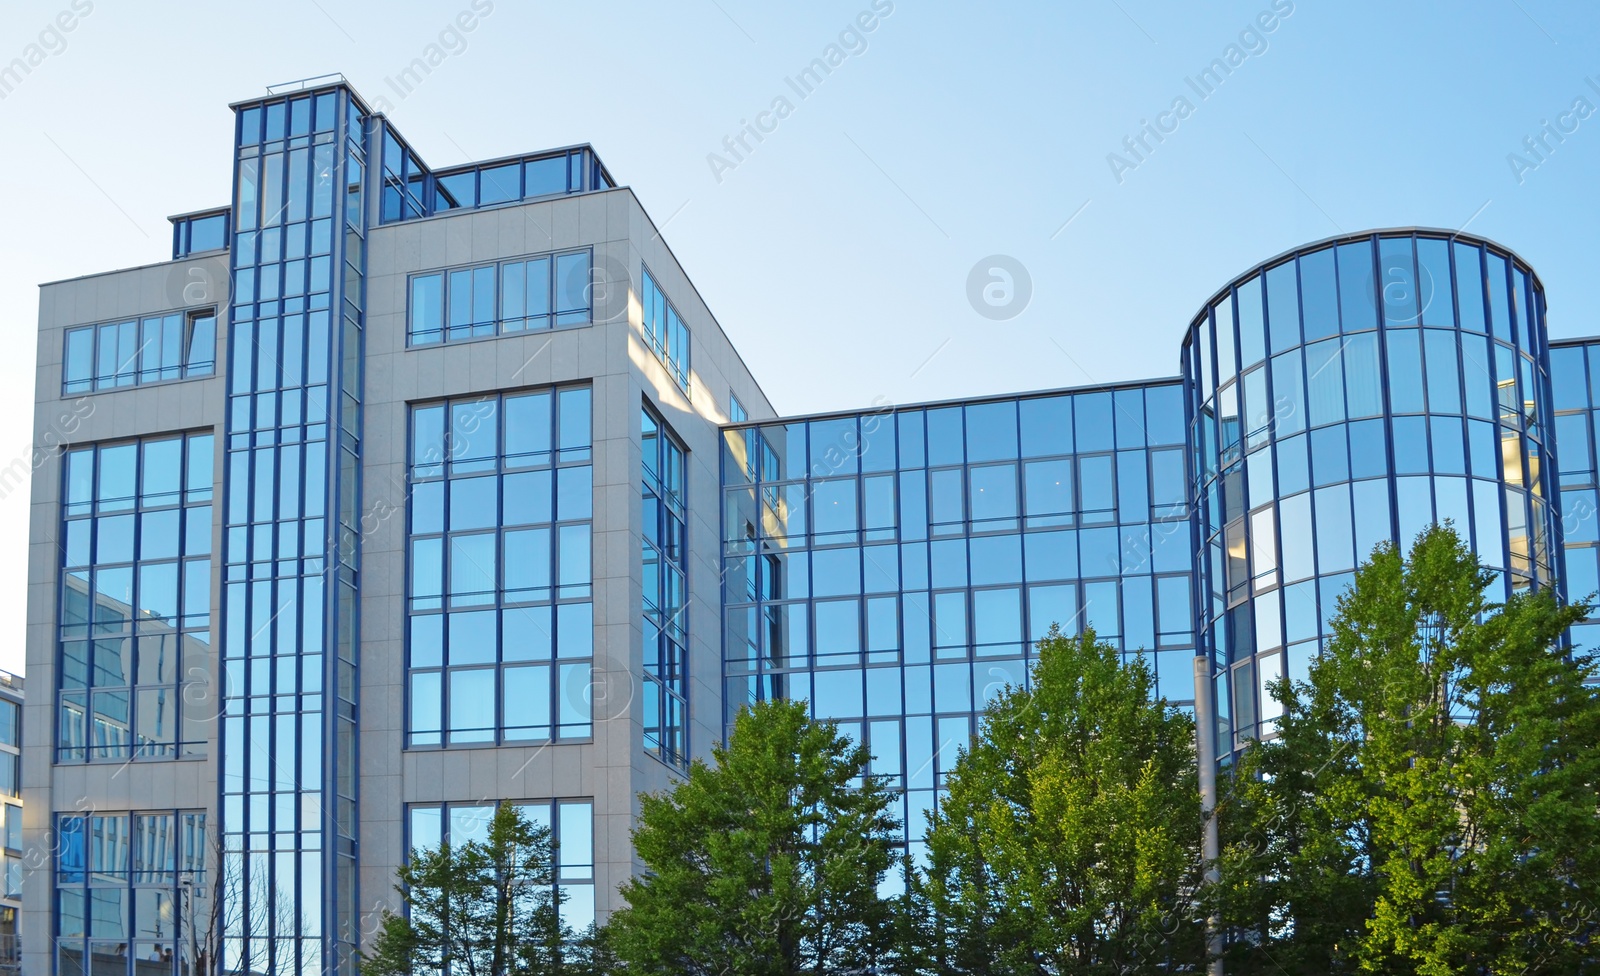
[
  {"left": 21, "top": 76, "right": 1590, "bottom": 974},
  {"left": 0, "top": 672, "right": 19, "bottom": 976}
]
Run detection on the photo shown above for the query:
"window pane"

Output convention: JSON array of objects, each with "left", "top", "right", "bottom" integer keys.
[
  {"left": 503, "top": 665, "right": 551, "bottom": 739},
  {"left": 1417, "top": 238, "right": 1454, "bottom": 327},
  {"left": 448, "top": 669, "right": 495, "bottom": 742},
  {"left": 555, "top": 251, "right": 591, "bottom": 318},
  {"left": 1424, "top": 329, "right": 1463, "bottom": 415},
  {"left": 479, "top": 162, "right": 521, "bottom": 205},
  {"left": 1266, "top": 259, "right": 1300, "bottom": 351},
  {"left": 1024, "top": 458, "right": 1073, "bottom": 520},
  {"left": 525, "top": 156, "right": 566, "bottom": 197},
  {"left": 1337, "top": 240, "right": 1377, "bottom": 332},
  {"left": 65, "top": 328, "right": 94, "bottom": 392},
  {"left": 1299, "top": 248, "right": 1338, "bottom": 342},
  {"left": 969, "top": 464, "right": 1017, "bottom": 522},
  {"left": 411, "top": 274, "right": 443, "bottom": 343},
  {"left": 501, "top": 259, "right": 526, "bottom": 322}
]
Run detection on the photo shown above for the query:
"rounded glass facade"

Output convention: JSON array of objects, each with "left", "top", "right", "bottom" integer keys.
[{"left": 1182, "top": 230, "right": 1559, "bottom": 752}]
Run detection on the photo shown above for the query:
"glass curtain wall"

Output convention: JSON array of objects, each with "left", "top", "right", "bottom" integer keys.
[
  {"left": 220, "top": 85, "right": 368, "bottom": 975},
  {"left": 1184, "top": 231, "right": 1558, "bottom": 755},
  {"left": 1550, "top": 338, "right": 1600, "bottom": 655},
  {"left": 719, "top": 386, "right": 1194, "bottom": 861}
]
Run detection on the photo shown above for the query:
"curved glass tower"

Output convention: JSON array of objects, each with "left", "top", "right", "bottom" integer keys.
[{"left": 1182, "top": 230, "right": 1560, "bottom": 756}]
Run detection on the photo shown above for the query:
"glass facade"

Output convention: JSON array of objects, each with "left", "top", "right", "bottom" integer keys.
[
  {"left": 1185, "top": 231, "right": 1559, "bottom": 754},
  {"left": 54, "top": 811, "right": 207, "bottom": 976},
  {"left": 0, "top": 689, "right": 18, "bottom": 906},
  {"left": 406, "top": 798, "right": 596, "bottom": 933},
  {"left": 219, "top": 85, "right": 366, "bottom": 974},
  {"left": 406, "top": 248, "right": 594, "bottom": 345},
  {"left": 171, "top": 210, "right": 230, "bottom": 259},
  {"left": 56, "top": 434, "right": 214, "bottom": 762},
  {"left": 641, "top": 267, "right": 691, "bottom": 392},
  {"left": 376, "top": 121, "right": 613, "bottom": 226},
  {"left": 1551, "top": 338, "right": 1600, "bottom": 652},
  {"left": 61, "top": 310, "right": 216, "bottom": 394},
  {"left": 405, "top": 387, "right": 595, "bottom": 748},
  {"left": 642, "top": 406, "right": 690, "bottom": 767},
  {"left": 40, "top": 72, "right": 1600, "bottom": 971},
  {"left": 718, "top": 385, "right": 1194, "bottom": 856}
]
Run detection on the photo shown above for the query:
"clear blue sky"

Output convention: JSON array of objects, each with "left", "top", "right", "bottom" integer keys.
[{"left": 0, "top": 0, "right": 1596, "bottom": 671}]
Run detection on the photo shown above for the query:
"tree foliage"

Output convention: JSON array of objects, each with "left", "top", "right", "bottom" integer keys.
[
  {"left": 922, "top": 628, "right": 1206, "bottom": 975},
  {"left": 361, "top": 802, "right": 578, "bottom": 976},
  {"left": 1216, "top": 525, "right": 1600, "bottom": 975},
  {"left": 605, "top": 697, "right": 903, "bottom": 975}
]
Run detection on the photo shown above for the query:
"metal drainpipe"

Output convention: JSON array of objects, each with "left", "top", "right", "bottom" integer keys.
[{"left": 1194, "top": 655, "right": 1224, "bottom": 976}]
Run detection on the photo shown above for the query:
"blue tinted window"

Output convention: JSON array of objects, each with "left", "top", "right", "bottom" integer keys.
[
  {"left": 410, "top": 388, "right": 594, "bottom": 749},
  {"left": 1386, "top": 330, "right": 1423, "bottom": 414},
  {"left": 1078, "top": 455, "right": 1115, "bottom": 522},
  {"left": 1024, "top": 459, "right": 1073, "bottom": 523},
  {"left": 1019, "top": 396, "right": 1071, "bottom": 456},
  {"left": 1336, "top": 240, "right": 1377, "bottom": 332},
  {"left": 64, "top": 329, "right": 93, "bottom": 394},
  {"left": 1467, "top": 419, "right": 1496, "bottom": 481},
  {"left": 1117, "top": 450, "right": 1149, "bottom": 521},
  {"left": 1024, "top": 530, "right": 1077, "bottom": 581},
  {"left": 1299, "top": 247, "right": 1339, "bottom": 342},
  {"left": 1346, "top": 419, "right": 1387, "bottom": 480},
  {"left": 56, "top": 434, "right": 212, "bottom": 762},
  {"left": 1454, "top": 243, "right": 1487, "bottom": 333},
  {"left": 1486, "top": 253, "right": 1512, "bottom": 342},
  {"left": 1378, "top": 236, "right": 1418, "bottom": 327},
  {"left": 1417, "top": 237, "right": 1453, "bottom": 327},
  {"left": 926, "top": 408, "right": 964, "bottom": 466},
  {"left": 1430, "top": 416, "right": 1466, "bottom": 475},
  {"left": 479, "top": 163, "right": 521, "bottom": 205},
  {"left": 63, "top": 311, "right": 217, "bottom": 394},
  {"left": 1271, "top": 350, "right": 1305, "bottom": 437},
  {"left": 1343, "top": 333, "right": 1382, "bottom": 420},
  {"left": 1029, "top": 583, "right": 1078, "bottom": 639},
  {"left": 1392, "top": 416, "right": 1429, "bottom": 476},
  {"left": 1424, "top": 329, "right": 1463, "bottom": 415},
  {"left": 1556, "top": 413, "right": 1591, "bottom": 478},
  {"left": 969, "top": 465, "right": 1018, "bottom": 523},
  {"left": 1074, "top": 394, "right": 1113, "bottom": 453},
  {"left": 965, "top": 402, "right": 1017, "bottom": 462},
  {"left": 969, "top": 536, "right": 1022, "bottom": 585},
  {"left": 811, "top": 419, "right": 861, "bottom": 477},
  {"left": 437, "top": 171, "right": 476, "bottom": 209},
  {"left": 1237, "top": 275, "right": 1266, "bottom": 369},
  {"left": 898, "top": 412, "right": 926, "bottom": 467},
  {"left": 1304, "top": 338, "right": 1346, "bottom": 427},
  {"left": 1214, "top": 296, "right": 1237, "bottom": 383},
  {"left": 1114, "top": 388, "right": 1146, "bottom": 449},
  {"left": 525, "top": 156, "right": 567, "bottom": 197},
  {"left": 1265, "top": 259, "right": 1300, "bottom": 352},
  {"left": 1552, "top": 347, "right": 1588, "bottom": 412},
  {"left": 1310, "top": 426, "right": 1349, "bottom": 487},
  {"left": 1313, "top": 484, "right": 1355, "bottom": 573},
  {"left": 1144, "top": 385, "right": 1185, "bottom": 446}
]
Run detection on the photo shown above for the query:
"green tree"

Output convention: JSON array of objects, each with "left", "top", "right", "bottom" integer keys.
[
  {"left": 361, "top": 802, "right": 573, "bottom": 976},
  {"left": 923, "top": 627, "right": 1206, "bottom": 974},
  {"left": 1216, "top": 525, "right": 1600, "bottom": 975},
  {"left": 605, "top": 698, "right": 903, "bottom": 975}
]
